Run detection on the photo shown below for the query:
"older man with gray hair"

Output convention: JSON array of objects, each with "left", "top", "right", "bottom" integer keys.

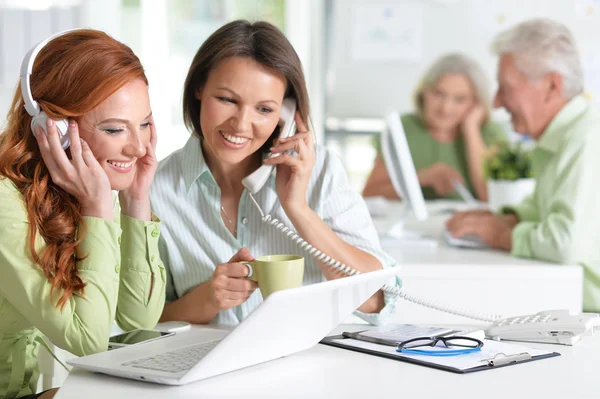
[{"left": 447, "top": 18, "right": 600, "bottom": 312}]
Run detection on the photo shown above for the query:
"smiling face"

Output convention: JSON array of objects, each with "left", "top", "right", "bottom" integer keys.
[
  {"left": 493, "top": 54, "right": 551, "bottom": 137},
  {"left": 196, "top": 56, "right": 287, "bottom": 169},
  {"left": 77, "top": 78, "right": 152, "bottom": 190},
  {"left": 422, "top": 73, "right": 477, "bottom": 131}
]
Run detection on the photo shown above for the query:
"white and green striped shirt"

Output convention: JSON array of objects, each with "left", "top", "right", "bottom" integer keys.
[{"left": 150, "top": 135, "right": 401, "bottom": 325}]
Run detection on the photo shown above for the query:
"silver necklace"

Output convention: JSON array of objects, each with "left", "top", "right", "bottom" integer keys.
[{"left": 220, "top": 206, "right": 237, "bottom": 234}]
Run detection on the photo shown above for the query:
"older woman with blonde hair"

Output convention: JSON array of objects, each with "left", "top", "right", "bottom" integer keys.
[{"left": 363, "top": 53, "right": 506, "bottom": 201}]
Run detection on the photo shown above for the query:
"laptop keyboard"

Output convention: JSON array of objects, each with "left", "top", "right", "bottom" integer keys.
[{"left": 122, "top": 340, "right": 220, "bottom": 373}]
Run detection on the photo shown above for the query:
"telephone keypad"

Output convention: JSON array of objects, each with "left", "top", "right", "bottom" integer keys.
[
  {"left": 508, "top": 315, "right": 552, "bottom": 325},
  {"left": 495, "top": 314, "right": 553, "bottom": 327}
]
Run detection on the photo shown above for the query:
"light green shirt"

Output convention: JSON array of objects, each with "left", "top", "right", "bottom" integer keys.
[
  {"left": 0, "top": 177, "right": 166, "bottom": 399},
  {"left": 505, "top": 96, "right": 600, "bottom": 312},
  {"left": 374, "top": 113, "right": 506, "bottom": 200}
]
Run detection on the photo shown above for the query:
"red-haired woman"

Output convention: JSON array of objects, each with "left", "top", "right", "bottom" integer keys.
[{"left": 0, "top": 30, "right": 165, "bottom": 399}]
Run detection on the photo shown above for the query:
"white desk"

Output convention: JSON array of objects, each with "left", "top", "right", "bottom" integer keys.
[
  {"left": 45, "top": 199, "right": 585, "bottom": 390},
  {"left": 55, "top": 324, "right": 600, "bottom": 399},
  {"left": 368, "top": 200, "right": 583, "bottom": 325}
]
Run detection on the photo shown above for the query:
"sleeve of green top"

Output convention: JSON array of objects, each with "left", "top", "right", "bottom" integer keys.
[
  {"left": 0, "top": 181, "right": 121, "bottom": 356},
  {"left": 481, "top": 121, "right": 507, "bottom": 146},
  {"left": 157, "top": 235, "right": 178, "bottom": 303},
  {"left": 116, "top": 212, "right": 166, "bottom": 331},
  {"left": 500, "top": 193, "right": 539, "bottom": 222},
  {"left": 510, "top": 138, "right": 598, "bottom": 263}
]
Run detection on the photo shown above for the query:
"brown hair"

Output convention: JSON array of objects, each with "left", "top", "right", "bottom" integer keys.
[
  {"left": 182, "top": 20, "right": 310, "bottom": 147},
  {"left": 0, "top": 29, "right": 148, "bottom": 309}
]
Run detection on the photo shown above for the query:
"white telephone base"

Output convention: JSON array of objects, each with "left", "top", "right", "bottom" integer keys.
[{"left": 485, "top": 310, "right": 600, "bottom": 345}]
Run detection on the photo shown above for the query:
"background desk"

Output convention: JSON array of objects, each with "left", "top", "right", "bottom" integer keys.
[
  {"left": 367, "top": 200, "right": 583, "bottom": 325},
  {"left": 55, "top": 324, "right": 600, "bottom": 399}
]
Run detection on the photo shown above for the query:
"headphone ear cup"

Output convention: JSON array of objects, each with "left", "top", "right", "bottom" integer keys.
[
  {"left": 30, "top": 112, "right": 47, "bottom": 136},
  {"left": 55, "top": 119, "right": 70, "bottom": 149},
  {"left": 30, "top": 112, "right": 70, "bottom": 150}
]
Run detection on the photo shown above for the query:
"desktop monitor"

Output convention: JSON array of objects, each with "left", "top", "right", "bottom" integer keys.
[{"left": 380, "top": 111, "right": 428, "bottom": 222}]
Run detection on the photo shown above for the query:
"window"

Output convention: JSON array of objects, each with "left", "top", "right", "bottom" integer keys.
[{"left": 120, "top": 0, "right": 286, "bottom": 160}]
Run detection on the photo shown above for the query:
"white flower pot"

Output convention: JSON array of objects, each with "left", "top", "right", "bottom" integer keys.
[{"left": 487, "top": 178, "right": 535, "bottom": 212}]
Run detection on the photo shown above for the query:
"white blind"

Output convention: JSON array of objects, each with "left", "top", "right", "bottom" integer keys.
[{"left": 0, "top": 2, "right": 82, "bottom": 120}]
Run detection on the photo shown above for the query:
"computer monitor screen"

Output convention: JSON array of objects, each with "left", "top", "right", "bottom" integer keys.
[{"left": 380, "top": 111, "right": 428, "bottom": 221}]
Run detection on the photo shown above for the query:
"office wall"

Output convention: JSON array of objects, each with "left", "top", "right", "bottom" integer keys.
[{"left": 326, "top": 0, "right": 600, "bottom": 119}]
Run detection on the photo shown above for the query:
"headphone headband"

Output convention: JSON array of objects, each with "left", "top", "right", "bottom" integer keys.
[{"left": 19, "top": 29, "right": 80, "bottom": 117}]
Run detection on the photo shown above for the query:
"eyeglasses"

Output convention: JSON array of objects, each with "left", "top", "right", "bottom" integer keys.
[{"left": 396, "top": 336, "right": 484, "bottom": 357}]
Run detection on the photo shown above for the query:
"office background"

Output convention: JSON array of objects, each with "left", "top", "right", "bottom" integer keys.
[{"left": 2, "top": 0, "right": 600, "bottom": 190}]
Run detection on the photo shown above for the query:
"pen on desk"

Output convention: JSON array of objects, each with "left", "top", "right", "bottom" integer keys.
[
  {"left": 342, "top": 331, "right": 399, "bottom": 347},
  {"left": 452, "top": 180, "right": 477, "bottom": 206},
  {"left": 484, "top": 352, "right": 532, "bottom": 366}
]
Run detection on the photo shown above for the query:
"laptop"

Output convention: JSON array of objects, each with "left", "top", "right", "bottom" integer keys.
[{"left": 68, "top": 267, "right": 401, "bottom": 385}]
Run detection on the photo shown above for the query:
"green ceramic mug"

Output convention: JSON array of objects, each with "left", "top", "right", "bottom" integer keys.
[{"left": 244, "top": 255, "right": 304, "bottom": 298}]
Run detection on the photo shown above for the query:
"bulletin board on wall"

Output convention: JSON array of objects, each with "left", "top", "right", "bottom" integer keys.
[{"left": 326, "top": 0, "right": 600, "bottom": 120}]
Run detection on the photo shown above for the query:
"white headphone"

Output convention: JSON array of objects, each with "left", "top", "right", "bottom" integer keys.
[{"left": 19, "top": 30, "right": 78, "bottom": 149}]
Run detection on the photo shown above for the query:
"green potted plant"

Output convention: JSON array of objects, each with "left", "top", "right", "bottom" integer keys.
[{"left": 484, "top": 141, "right": 535, "bottom": 212}]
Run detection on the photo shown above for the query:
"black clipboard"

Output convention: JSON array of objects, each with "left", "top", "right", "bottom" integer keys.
[{"left": 320, "top": 335, "right": 561, "bottom": 374}]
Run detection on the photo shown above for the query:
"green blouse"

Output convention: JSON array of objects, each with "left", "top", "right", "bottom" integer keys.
[
  {"left": 0, "top": 177, "right": 166, "bottom": 399},
  {"left": 374, "top": 113, "right": 505, "bottom": 200}
]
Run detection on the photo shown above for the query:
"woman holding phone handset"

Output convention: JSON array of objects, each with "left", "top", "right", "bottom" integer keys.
[
  {"left": 0, "top": 30, "right": 165, "bottom": 399},
  {"left": 151, "top": 20, "right": 400, "bottom": 326}
]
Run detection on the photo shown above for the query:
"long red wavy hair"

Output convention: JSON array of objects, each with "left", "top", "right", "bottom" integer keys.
[{"left": 0, "top": 29, "right": 148, "bottom": 309}]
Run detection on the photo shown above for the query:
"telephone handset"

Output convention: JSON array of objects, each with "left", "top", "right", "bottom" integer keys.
[{"left": 242, "top": 97, "right": 297, "bottom": 194}]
